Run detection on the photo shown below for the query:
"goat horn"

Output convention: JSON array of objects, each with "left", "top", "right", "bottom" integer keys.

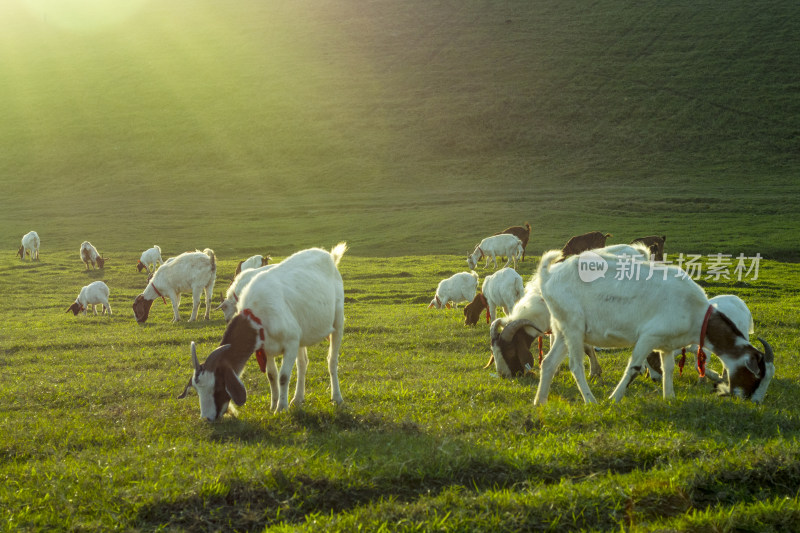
[
  {"left": 191, "top": 342, "right": 199, "bottom": 371},
  {"left": 499, "top": 319, "right": 544, "bottom": 343},
  {"left": 489, "top": 318, "right": 505, "bottom": 345},
  {"left": 757, "top": 337, "right": 774, "bottom": 363}
]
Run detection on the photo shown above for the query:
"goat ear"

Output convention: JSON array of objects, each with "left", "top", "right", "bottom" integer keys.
[
  {"left": 744, "top": 352, "right": 761, "bottom": 378},
  {"left": 222, "top": 365, "right": 247, "bottom": 406}
]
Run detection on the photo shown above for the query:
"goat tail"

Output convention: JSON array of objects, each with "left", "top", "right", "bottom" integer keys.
[
  {"left": 203, "top": 248, "right": 217, "bottom": 273},
  {"left": 525, "top": 222, "right": 532, "bottom": 233},
  {"left": 537, "top": 249, "right": 563, "bottom": 287},
  {"left": 330, "top": 242, "right": 348, "bottom": 266}
]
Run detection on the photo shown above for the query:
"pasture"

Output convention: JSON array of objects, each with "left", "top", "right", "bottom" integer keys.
[{"left": 1, "top": 0, "right": 799, "bottom": 530}]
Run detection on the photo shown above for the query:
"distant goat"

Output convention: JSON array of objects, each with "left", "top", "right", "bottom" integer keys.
[
  {"left": 630, "top": 235, "right": 666, "bottom": 261},
  {"left": 463, "top": 268, "right": 524, "bottom": 326},
  {"left": 234, "top": 254, "right": 271, "bottom": 277},
  {"left": 133, "top": 249, "right": 216, "bottom": 323},
  {"left": 17, "top": 231, "right": 40, "bottom": 261},
  {"left": 80, "top": 241, "right": 106, "bottom": 270},
  {"left": 428, "top": 271, "right": 479, "bottom": 310},
  {"left": 557, "top": 231, "right": 612, "bottom": 261},
  {"left": 467, "top": 234, "right": 523, "bottom": 270},
  {"left": 495, "top": 223, "right": 532, "bottom": 260},
  {"left": 136, "top": 245, "right": 164, "bottom": 275},
  {"left": 178, "top": 243, "right": 347, "bottom": 419},
  {"left": 66, "top": 281, "right": 112, "bottom": 316}
]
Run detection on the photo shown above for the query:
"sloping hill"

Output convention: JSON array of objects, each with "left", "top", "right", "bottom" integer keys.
[{"left": 1, "top": 0, "right": 797, "bottom": 257}]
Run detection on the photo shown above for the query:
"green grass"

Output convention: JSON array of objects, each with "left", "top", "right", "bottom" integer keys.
[
  {"left": 1, "top": 0, "right": 799, "bottom": 530},
  {"left": 1, "top": 252, "right": 799, "bottom": 531}
]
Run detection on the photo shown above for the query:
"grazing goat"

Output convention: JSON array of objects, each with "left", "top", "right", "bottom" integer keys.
[
  {"left": 133, "top": 249, "right": 216, "bottom": 323},
  {"left": 17, "top": 231, "right": 40, "bottom": 261},
  {"left": 531, "top": 245, "right": 774, "bottom": 405},
  {"left": 178, "top": 243, "right": 348, "bottom": 419},
  {"left": 630, "top": 235, "right": 666, "bottom": 261},
  {"left": 643, "top": 294, "right": 753, "bottom": 385},
  {"left": 428, "top": 271, "right": 479, "bottom": 310},
  {"left": 463, "top": 268, "right": 524, "bottom": 326},
  {"left": 217, "top": 264, "right": 276, "bottom": 322},
  {"left": 66, "top": 281, "right": 112, "bottom": 316},
  {"left": 136, "top": 245, "right": 164, "bottom": 275},
  {"left": 467, "top": 234, "right": 523, "bottom": 270},
  {"left": 234, "top": 254, "right": 271, "bottom": 277},
  {"left": 80, "top": 241, "right": 106, "bottom": 270},
  {"left": 557, "top": 231, "right": 612, "bottom": 261},
  {"left": 495, "top": 222, "right": 532, "bottom": 260},
  {"left": 489, "top": 244, "right": 659, "bottom": 379}
]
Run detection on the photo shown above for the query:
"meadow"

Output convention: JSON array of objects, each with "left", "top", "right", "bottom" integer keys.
[{"left": 1, "top": 0, "right": 799, "bottom": 530}]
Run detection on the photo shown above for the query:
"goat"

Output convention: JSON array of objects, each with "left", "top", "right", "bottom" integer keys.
[
  {"left": 463, "top": 267, "right": 524, "bottom": 326},
  {"left": 531, "top": 245, "right": 774, "bottom": 404},
  {"left": 234, "top": 254, "right": 271, "bottom": 277},
  {"left": 80, "top": 241, "right": 106, "bottom": 270},
  {"left": 17, "top": 231, "right": 40, "bottom": 261},
  {"left": 133, "top": 249, "right": 216, "bottom": 323},
  {"left": 495, "top": 222, "right": 532, "bottom": 260},
  {"left": 177, "top": 243, "right": 347, "bottom": 419},
  {"left": 467, "top": 234, "right": 523, "bottom": 270},
  {"left": 557, "top": 231, "right": 612, "bottom": 261},
  {"left": 488, "top": 278, "right": 602, "bottom": 378},
  {"left": 217, "top": 264, "right": 276, "bottom": 323},
  {"left": 136, "top": 245, "right": 164, "bottom": 275},
  {"left": 643, "top": 294, "right": 753, "bottom": 385},
  {"left": 66, "top": 281, "right": 112, "bottom": 316},
  {"left": 428, "top": 271, "right": 479, "bottom": 310},
  {"left": 489, "top": 244, "right": 665, "bottom": 379},
  {"left": 630, "top": 235, "right": 666, "bottom": 261}
]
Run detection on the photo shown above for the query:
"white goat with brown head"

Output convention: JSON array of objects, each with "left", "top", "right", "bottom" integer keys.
[
  {"left": 133, "top": 249, "right": 216, "bottom": 323},
  {"left": 80, "top": 241, "right": 106, "bottom": 270},
  {"left": 178, "top": 243, "right": 347, "bottom": 420},
  {"left": 532, "top": 245, "right": 774, "bottom": 405},
  {"left": 136, "top": 245, "right": 163, "bottom": 275},
  {"left": 66, "top": 281, "right": 112, "bottom": 316}
]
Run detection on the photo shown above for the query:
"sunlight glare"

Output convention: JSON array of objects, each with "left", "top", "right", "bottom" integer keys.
[{"left": 20, "top": 0, "right": 150, "bottom": 32}]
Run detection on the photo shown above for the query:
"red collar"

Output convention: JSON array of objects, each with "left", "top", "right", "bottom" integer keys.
[
  {"left": 242, "top": 308, "right": 267, "bottom": 373},
  {"left": 678, "top": 304, "right": 713, "bottom": 376},
  {"left": 232, "top": 291, "right": 238, "bottom": 302},
  {"left": 479, "top": 293, "right": 490, "bottom": 323},
  {"left": 150, "top": 283, "right": 167, "bottom": 305},
  {"left": 477, "top": 246, "right": 485, "bottom": 260},
  {"left": 696, "top": 305, "right": 714, "bottom": 378}
]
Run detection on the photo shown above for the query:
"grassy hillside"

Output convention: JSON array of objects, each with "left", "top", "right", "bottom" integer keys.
[{"left": 1, "top": 0, "right": 798, "bottom": 258}]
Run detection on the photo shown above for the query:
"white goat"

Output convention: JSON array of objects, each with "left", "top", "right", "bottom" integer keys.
[
  {"left": 178, "top": 243, "right": 347, "bottom": 420},
  {"left": 467, "top": 234, "right": 523, "bottom": 271},
  {"left": 235, "top": 254, "right": 271, "bottom": 276},
  {"left": 66, "top": 281, "right": 112, "bottom": 316},
  {"left": 133, "top": 249, "right": 216, "bottom": 323},
  {"left": 80, "top": 241, "right": 106, "bottom": 270},
  {"left": 217, "top": 264, "right": 276, "bottom": 323},
  {"left": 463, "top": 267, "right": 524, "bottom": 325},
  {"left": 488, "top": 245, "right": 650, "bottom": 377},
  {"left": 17, "top": 231, "right": 40, "bottom": 261},
  {"left": 643, "top": 294, "right": 754, "bottom": 384},
  {"left": 532, "top": 246, "right": 774, "bottom": 404},
  {"left": 428, "top": 271, "right": 479, "bottom": 310},
  {"left": 136, "top": 245, "right": 164, "bottom": 275}
]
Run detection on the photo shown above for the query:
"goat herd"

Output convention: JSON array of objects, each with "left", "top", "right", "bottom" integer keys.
[{"left": 16, "top": 223, "right": 774, "bottom": 421}]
